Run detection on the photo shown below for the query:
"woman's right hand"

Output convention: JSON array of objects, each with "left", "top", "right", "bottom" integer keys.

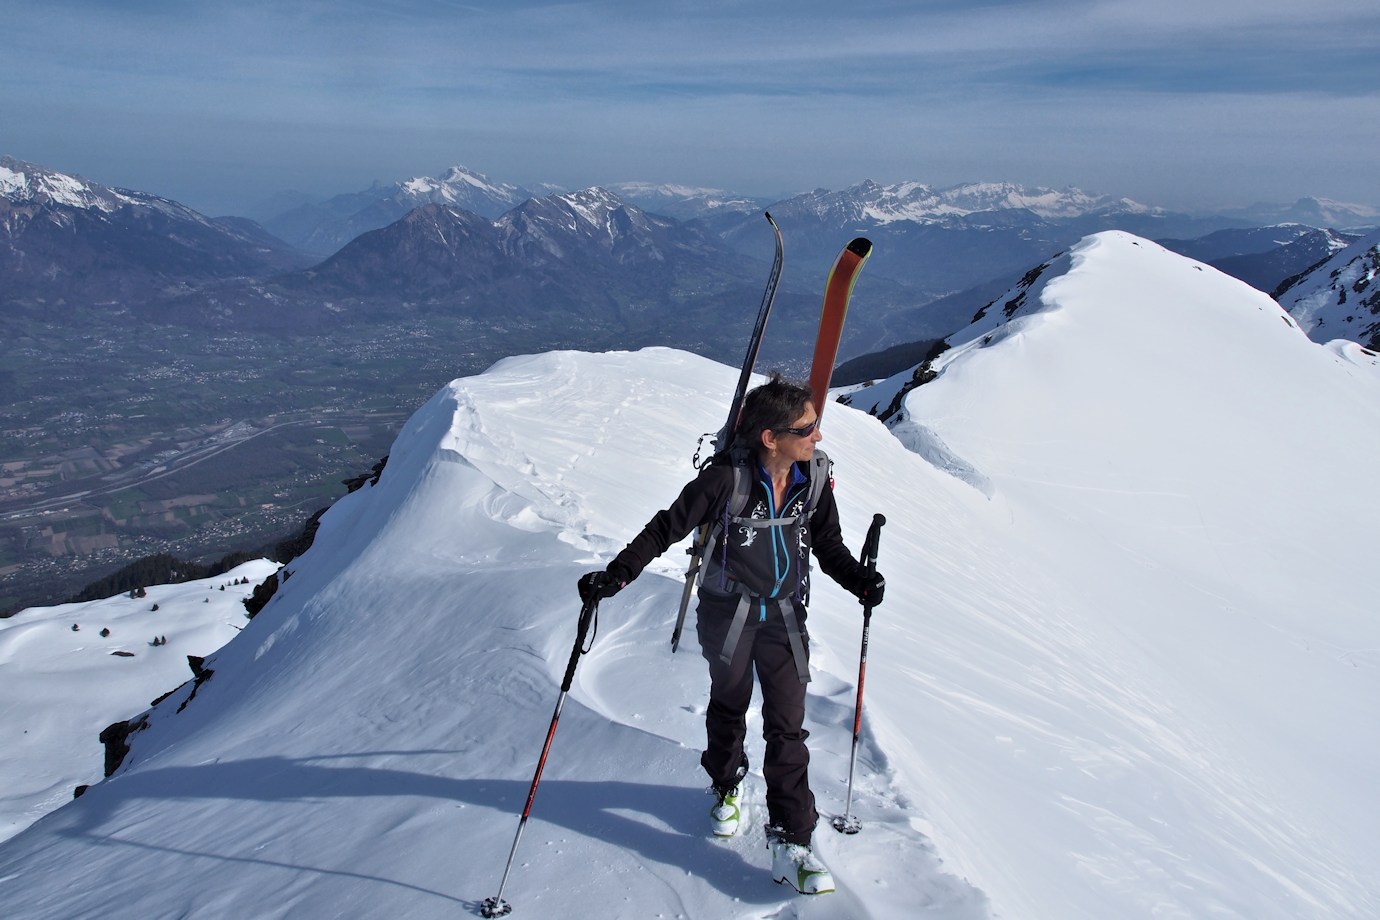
[{"left": 578, "top": 570, "right": 623, "bottom": 602}]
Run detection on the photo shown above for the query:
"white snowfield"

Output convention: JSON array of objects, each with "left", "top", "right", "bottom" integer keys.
[
  {"left": 0, "top": 560, "right": 280, "bottom": 844},
  {"left": 1, "top": 232, "right": 1377, "bottom": 919}
]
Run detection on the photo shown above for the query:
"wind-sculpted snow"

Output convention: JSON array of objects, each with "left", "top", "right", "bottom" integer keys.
[{"left": 2, "top": 233, "right": 1379, "bottom": 918}]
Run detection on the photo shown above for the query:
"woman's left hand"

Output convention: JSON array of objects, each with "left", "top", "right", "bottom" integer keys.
[{"left": 856, "top": 571, "right": 885, "bottom": 608}]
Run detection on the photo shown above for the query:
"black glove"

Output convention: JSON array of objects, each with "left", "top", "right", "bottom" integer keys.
[
  {"left": 856, "top": 571, "right": 885, "bottom": 608},
  {"left": 578, "top": 570, "right": 623, "bottom": 603}
]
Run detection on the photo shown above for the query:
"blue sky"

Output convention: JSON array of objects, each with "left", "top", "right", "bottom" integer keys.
[{"left": 4, "top": 0, "right": 1377, "bottom": 216}]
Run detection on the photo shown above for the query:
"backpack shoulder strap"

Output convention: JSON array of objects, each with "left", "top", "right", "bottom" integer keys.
[
  {"left": 725, "top": 445, "right": 756, "bottom": 520},
  {"left": 806, "top": 448, "right": 832, "bottom": 514},
  {"left": 699, "top": 447, "right": 754, "bottom": 591}
]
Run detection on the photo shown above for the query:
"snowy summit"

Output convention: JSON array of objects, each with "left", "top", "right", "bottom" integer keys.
[{"left": 1, "top": 232, "right": 1377, "bottom": 919}]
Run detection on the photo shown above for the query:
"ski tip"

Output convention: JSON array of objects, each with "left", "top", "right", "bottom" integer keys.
[{"left": 846, "top": 238, "right": 873, "bottom": 258}]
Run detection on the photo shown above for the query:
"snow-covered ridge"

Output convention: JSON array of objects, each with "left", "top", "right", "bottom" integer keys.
[
  {"left": 2, "top": 233, "right": 1378, "bottom": 918},
  {"left": 558, "top": 186, "right": 633, "bottom": 233},
  {"left": 608, "top": 181, "right": 766, "bottom": 217},
  {"left": 493, "top": 185, "right": 681, "bottom": 257},
  {"left": 792, "top": 179, "right": 1162, "bottom": 224},
  {"left": 0, "top": 155, "right": 233, "bottom": 229},
  {"left": 399, "top": 164, "right": 524, "bottom": 204},
  {"left": 0, "top": 157, "right": 130, "bottom": 212},
  {"left": 612, "top": 181, "right": 726, "bottom": 198}
]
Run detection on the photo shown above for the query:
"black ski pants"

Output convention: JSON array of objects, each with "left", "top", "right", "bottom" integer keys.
[{"left": 696, "top": 592, "right": 817, "bottom": 845}]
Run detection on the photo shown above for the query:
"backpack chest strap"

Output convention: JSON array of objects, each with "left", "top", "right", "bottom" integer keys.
[{"left": 730, "top": 514, "right": 802, "bottom": 528}]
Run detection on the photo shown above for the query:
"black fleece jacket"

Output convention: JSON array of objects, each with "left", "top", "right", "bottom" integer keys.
[{"left": 605, "top": 454, "right": 865, "bottom": 607}]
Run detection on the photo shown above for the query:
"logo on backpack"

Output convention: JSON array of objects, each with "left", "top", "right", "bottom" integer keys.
[{"left": 739, "top": 500, "right": 768, "bottom": 547}]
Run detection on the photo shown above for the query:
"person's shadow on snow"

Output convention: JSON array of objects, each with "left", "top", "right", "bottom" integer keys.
[{"left": 54, "top": 753, "right": 778, "bottom": 910}]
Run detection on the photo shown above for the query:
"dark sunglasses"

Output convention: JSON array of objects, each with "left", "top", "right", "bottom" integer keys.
[{"left": 773, "top": 419, "right": 818, "bottom": 438}]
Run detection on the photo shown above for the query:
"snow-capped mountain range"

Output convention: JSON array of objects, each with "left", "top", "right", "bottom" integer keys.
[
  {"left": 493, "top": 186, "right": 724, "bottom": 265},
  {"left": 256, "top": 164, "right": 1380, "bottom": 298},
  {"left": 181, "top": 186, "right": 796, "bottom": 368},
  {"left": 776, "top": 178, "right": 1159, "bottom": 225},
  {"left": 0, "top": 155, "right": 309, "bottom": 306},
  {"left": 5, "top": 151, "right": 1379, "bottom": 360},
  {"left": 608, "top": 181, "right": 769, "bottom": 221},
  {"left": 1, "top": 156, "right": 166, "bottom": 214},
  {"left": 264, "top": 165, "right": 541, "bottom": 255},
  {"left": 2, "top": 231, "right": 1377, "bottom": 918},
  {"left": 0, "top": 156, "right": 290, "bottom": 251},
  {"left": 288, "top": 187, "right": 750, "bottom": 310}
]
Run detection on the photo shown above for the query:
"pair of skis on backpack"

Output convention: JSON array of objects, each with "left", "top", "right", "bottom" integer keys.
[{"left": 671, "top": 212, "right": 873, "bottom": 653}]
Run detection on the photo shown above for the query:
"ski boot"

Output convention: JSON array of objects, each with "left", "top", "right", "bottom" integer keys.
[
  {"left": 710, "top": 782, "right": 743, "bottom": 837},
  {"left": 769, "top": 839, "right": 836, "bottom": 895}
]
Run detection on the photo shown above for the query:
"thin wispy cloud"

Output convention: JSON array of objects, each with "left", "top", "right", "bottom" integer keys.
[{"left": 3, "top": 1, "right": 1375, "bottom": 213}]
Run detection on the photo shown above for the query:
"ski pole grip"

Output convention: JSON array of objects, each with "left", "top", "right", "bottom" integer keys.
[
  {"left": 862, "top": 514, "right": 885, "bottom": 571},
  {"left": 560, "top": 598, "right": 598, "bottom": 692}
]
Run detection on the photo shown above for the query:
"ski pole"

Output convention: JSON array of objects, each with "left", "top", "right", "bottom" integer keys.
[
  {"left": 481, "top": 596, "right": 600, "bottom": 918},
  {"left": 832, "top": 513, "right": 885, "bottom": 835}
]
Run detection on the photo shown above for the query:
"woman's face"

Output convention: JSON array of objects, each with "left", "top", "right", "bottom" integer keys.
[{"left": 765, "top": 402, "right": 822, "bottom": 464}]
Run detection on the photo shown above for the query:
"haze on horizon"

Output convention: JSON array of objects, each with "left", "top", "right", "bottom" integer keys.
[{"left": 4, "top": 0, "right": 1378, "bottom": 218}]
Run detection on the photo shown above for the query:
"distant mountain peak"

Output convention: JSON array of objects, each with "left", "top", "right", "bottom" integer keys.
[
  {"left": 402, "top": 164, "right": 523, "bottom": 203},
  {"left": 1228, "top": 196, "right": 1380, "bottom": 230},
  {"left": 558, "top": 185, "right": 626, "bottom": 215},
  {"left": 611, "top": 181, "right": 728, "bottom": 198},
  {"left": 1, "top": 155, "right": 310, "bottom": 306},
  {"left": 763, "top": 178, "right": 1161, "bottom": 228},
  {"left": 0, "top": 155, "right": 136, "bottom": 213},
  {"left": 606, "top": 182, "right": 770, "bottom": 221},
  {"left": 265, "top": 164, "right": 536, "bottom": 253}
]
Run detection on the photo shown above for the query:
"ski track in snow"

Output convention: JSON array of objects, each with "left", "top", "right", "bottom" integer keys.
[{"left": 438, "top": 350, "right": 986, "bottom": 917}]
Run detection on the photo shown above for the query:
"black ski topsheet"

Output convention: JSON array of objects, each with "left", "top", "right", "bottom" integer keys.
[
  {"left": 713, "top": 210, "right": 784, "bottom": 459},
  {"left": 672, "top": 212, "right": 783, "bottom": 652}
]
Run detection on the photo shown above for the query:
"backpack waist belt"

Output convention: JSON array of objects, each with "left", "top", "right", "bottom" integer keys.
[{"left": 718, "top": 586, "right": 810, "bottom": 684}]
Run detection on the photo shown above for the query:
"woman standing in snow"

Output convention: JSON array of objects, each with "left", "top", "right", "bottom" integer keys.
[{"left": 578, "top": 373, "right": 885, "bottom": 896}]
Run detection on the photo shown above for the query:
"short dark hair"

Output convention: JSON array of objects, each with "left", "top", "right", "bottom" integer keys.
[{"left": 734, "top": 372, "right": 813, "bottom": 451}]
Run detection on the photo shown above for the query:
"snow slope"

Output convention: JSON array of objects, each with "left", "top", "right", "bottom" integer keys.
[
  {"left": 1277, "top": 229, "right": 1380, "bottom": 349},
  {"left": 0, "top": 559, "right": 279, "bottom": 843},
  {"left": 1, "top": 232, "right": 1377, "bottom": 919}
]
